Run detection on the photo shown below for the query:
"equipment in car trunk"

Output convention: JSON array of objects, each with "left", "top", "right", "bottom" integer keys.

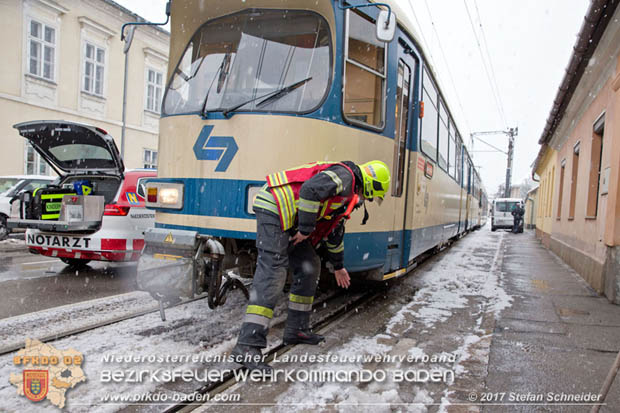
[
  {"left": 31, "top": 187, "right": 77, "bottom": 220},
  {"left": 59, "top": 195, "right": 104, "bottom": 222}
]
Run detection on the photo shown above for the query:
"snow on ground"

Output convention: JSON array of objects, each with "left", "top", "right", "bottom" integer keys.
[
  {"left": 264, "top": 227, "right": 512, "bottom": 412},
  {"left": 0, "top": 238, "right": 25, "bottom": 246},
  {"left": 0, "top": 292, "right": 156, "bottom": 351},
  {"left": 387, "top": 230, "right": 510, "bottom": 334},
  {"left": 267, "top": 336, "right": 434, "bottom": 413},
  {"left": 0, "top": 289, "right": 256, "bottom": 413}
]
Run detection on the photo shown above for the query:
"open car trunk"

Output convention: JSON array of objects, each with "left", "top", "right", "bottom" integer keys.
[{"left": 7, "top": 120, "right": 124, "bottom": 233}]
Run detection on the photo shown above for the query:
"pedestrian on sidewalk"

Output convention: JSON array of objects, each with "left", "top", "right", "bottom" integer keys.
[
  {"left": 511, "top": 201, "right": 525, "bottom": 233},
  {"left": 231, "top": 160, "right": 391, "bottom": 371}
]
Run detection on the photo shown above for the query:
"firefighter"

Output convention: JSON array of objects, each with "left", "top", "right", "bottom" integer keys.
[{"left": 231, "top": 160, "right": 391, "bottom": 371}]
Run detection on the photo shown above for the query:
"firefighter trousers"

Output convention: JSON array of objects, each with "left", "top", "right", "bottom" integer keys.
[{"left": 236, "top": 208, "right": 321, "bottom": 348}]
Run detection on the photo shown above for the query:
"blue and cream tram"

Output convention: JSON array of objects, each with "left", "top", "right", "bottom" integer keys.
[{"left": 139, "top": 0, "right": 488, "bottom": 306}]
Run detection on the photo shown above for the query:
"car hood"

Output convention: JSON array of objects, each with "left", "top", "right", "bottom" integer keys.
[{"left": 13, "top": 121, "right": 124, "bottom": 177}]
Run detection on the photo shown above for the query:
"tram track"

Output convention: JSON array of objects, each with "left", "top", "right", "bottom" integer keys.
[
  {"left": 160, "top": 231, "right": 474, "bottom": 412},
  {"left": 162, "top": 287, "right": 385, "bottom": 413},
  {"left": 0, "top": 293, "right": 220, "bottom": 357},
  {"left": 0, "top": 280, "right": 345, "bottom": 358}
]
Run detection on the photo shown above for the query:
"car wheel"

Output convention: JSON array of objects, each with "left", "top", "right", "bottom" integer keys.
[
  {"left": 60, "top": 258, "right": 91, "bottom": 267},
  {"left": 491, "top": 226, "right": 496, "bottom": 232},
  {"left": 0, "top": 215, "right": 9, "bottom": 241}
]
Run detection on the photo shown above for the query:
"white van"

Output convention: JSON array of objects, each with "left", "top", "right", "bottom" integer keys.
[{"left": 491, "top": 198, "right": 522, "bottom": 231}]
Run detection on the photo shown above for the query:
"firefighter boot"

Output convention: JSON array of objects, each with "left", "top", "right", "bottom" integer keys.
[
  {"left": 283, "top": 309, "right": 325, "bottom": 345},
  {"left": 231, "top": 344, "right": 272, "bottom": 372}
]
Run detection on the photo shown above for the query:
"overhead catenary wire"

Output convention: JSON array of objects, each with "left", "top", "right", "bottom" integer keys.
[
  {"left": 411, "top": 0, "right": 472, "bottom": 134},
  {"left": 463, "top": 0, "right": 507, "bottom": 128},
  {"left": 472, "top": 0, "right": 508, "bottom": 127}
]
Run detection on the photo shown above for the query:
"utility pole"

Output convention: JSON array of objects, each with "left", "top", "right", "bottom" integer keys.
[
  {"left": 121, "top": 26, "right": 135, "bottom": 159},
  {"left": 470, "top": 127, "right": 518, "bottom": 198},
  {"left": 504, "top": 127, "right": 517, "bottom": 198}
]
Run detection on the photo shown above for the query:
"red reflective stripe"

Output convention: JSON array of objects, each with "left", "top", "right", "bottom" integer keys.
[
  {"left": 133, "top": 239, "right": 145, "bottom": 251},
  {"left": 33, "top": 247, "right": 103, "bottom": 260},
  {"left": 101, "top": 239, "right": 126, "bottom": 251},
  {"left": 102, "top": 252, "right": 127, "bottom": 261}
]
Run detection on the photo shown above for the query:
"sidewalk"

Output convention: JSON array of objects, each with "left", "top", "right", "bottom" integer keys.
[{"left": 485, "top": 230, "right": 620, "bottom": 412}]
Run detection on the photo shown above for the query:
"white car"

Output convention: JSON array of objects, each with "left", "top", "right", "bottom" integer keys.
[
  {"left": 491, "top": 197, "right": 523, "bottom": 232},
  {"left": 0, "top": 175, "right": 55, "bottom": 240},
  {"left": 8, "top": 120, "right": 156, "bottom": 266}
]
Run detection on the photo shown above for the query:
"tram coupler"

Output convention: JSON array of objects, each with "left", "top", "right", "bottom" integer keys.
[{"left": 137, "top": 228, "right": 249, "bottom": 316}]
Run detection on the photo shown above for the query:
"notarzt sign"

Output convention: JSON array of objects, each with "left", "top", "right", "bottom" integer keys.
[{"left": 27, "top": 233, "right": 92, "bottom": 249}]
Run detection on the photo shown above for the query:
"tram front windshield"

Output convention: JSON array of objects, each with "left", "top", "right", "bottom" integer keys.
[{"left": 163, "top": 9, "right": 331, "bottom": 116}]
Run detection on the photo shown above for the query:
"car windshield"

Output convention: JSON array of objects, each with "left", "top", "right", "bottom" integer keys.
[
  {"left": 163, "top": 9, "right": 331, "bottom": 116},
  {"left": 0, "top": 178, "right": 20, "bottom": 196},
  {"left": 495, "top": 201, "right": 518, "bottom": 212}
]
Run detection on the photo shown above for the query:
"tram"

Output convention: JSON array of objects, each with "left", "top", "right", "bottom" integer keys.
[{"left": 137, "top": 0, "right": 488, "bottom": 307}]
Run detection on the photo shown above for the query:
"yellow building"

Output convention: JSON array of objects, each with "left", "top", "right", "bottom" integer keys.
[
  {"left": 532, "top": 0, "right": 620, "bottom": 302},
  {"left": 532, "top": 144, "right": 557, "bottom": 246},
  {"left": 0, "top": 0, "right": 169, "bottom": 176},
  {"left": 524, "top": 186, "right": 538, "bottom": 230}
]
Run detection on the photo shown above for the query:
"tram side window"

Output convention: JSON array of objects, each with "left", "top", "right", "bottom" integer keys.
[
  {"left": 449, "top": 133, "right": 456, "bottom": 179},
  {"left": 420, "top": 68, "right": 438, "bottom": 161},
  {"left": 438, "top": 101, "right": 449, "bottom": 171},
  {"left": 455, "top": 136, "right": 462, "bottom": 184},
  {"left": 392, "top": 60, "right": 411, "bottom": 197},
  {"left": 343, "top": 10, "right": 386, "bottom": 128}
]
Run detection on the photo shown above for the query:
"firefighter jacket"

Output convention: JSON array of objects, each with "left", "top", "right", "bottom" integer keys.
[{"left": 253, "top": 161, "right": 361, "bottom": 270}]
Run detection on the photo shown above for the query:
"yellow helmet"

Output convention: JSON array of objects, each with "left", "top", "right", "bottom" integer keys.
[{"left": 359, "top": 160, "right": 390, "bottom": 202}]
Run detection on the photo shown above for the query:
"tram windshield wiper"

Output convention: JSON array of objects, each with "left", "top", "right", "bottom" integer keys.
[{"left": 221, "top": 77, "right": 312, "bottom": 118}]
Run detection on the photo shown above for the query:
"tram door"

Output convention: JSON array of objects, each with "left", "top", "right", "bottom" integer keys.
[{"left": 388, "top": 40, "right": 417, "bottom": 271}]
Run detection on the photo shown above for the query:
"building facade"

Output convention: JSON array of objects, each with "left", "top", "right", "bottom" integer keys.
[
  {"left": 532, "top": 0, "right": 620, "bottom": 303},
  {"left": 524, "top": 186, "right": 538, "bottom": 230},
  {"left": 0, "top": 0, "right": 169, "bottom": 176},
  {"left": 533, "top": 145, "right": 557, "bottom": 246}
]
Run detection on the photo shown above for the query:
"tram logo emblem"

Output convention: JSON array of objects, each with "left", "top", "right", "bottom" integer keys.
[{"left": 193, "top": 125, "right": 238, "bottom": 172}]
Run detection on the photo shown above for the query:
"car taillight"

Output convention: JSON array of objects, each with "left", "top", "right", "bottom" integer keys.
[
  {"left": 147, "top": 187, "right": 157, "bottom": 203},
  {"left": 104, "top": 204, "right": 130, "bottom": 216}
]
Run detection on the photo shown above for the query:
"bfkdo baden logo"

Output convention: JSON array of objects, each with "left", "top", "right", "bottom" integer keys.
[
  {"left": 24, "top": 370, "right": 49, "bottom": 402},
  {"left": 10, "top": 338, "right": 86, "bottom": 409}
]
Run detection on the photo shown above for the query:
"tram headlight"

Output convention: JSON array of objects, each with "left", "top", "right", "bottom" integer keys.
[
  {"left": 145, "top": 182, "right": 184, "bottom": 210},
  {"left": 160, "top": 188, "right": 180, "bottom": 205},
  {"left": 247, "top": 185, "right": 262, "bottom": 215}
]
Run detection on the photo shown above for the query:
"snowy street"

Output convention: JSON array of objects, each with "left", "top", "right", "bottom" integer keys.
[{"left": 2, "top": 227, "right": 619, "bottom": 412}]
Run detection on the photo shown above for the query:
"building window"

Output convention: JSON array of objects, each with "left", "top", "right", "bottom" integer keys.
[
  {"left": 569, "top": 142, "right": 580, "bottom": 219},
  {"left": 28, "top": 20, "right": 56, "bottom": 81},
  {"left": 146, "top": 69, "right": 163, "bottom": 113},
  {"left": 547, "top": 167, "right": 554, "bottom": 217},
  {"left": 25, "top": 144, "right": 48, "bottom": 175},
  {"left": 343, "top": 10, "right": 386, "bottom": 129},
  {"left": 83, "top": 43, "right": 105, "bottom": 96},
  {"left": 587, "top": 115, "right": 604, "bottom": 218},
  {"left": 143, "top": 149, "right": 157, "bottom": 169},
  {"left": 557, "top": 160, "right": 565, "bottom": 219}
]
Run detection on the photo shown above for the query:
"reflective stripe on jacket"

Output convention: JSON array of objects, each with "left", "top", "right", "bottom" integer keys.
[{"left": 264, "top": 162, "right": 356, "bottom": 231}]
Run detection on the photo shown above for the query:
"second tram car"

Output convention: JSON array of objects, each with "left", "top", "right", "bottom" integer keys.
[{"left": 138, "top": 0, "right": 488, "bottom": 306}]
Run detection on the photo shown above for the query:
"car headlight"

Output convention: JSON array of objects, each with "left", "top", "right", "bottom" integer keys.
[{"left": 145, "top": 182, "right": 184, "bottom": 210}]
